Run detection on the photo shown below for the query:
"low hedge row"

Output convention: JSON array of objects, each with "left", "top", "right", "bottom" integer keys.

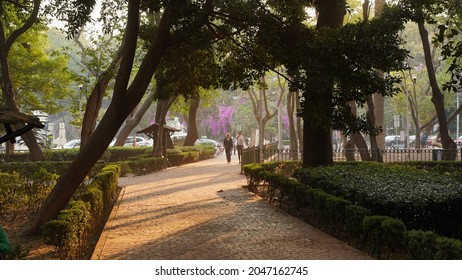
[
  {"left": 0, "top": 147, "right": 151, "bottom": 162},
  {"left": 4, "top": 145, "right": 217, "bottom": 259},
  {"left": 43, "top": 164, "right": 121, "bottom": 259},
  {"left": 0, "top": 168, "right": 58, "bottom": 220},
  {"left": 0, "top": 161, "right": 105, "bottom": 178},
  {"left": 293, "top": 162, "right": 462, "bottom": 239},
  {"left": 242, "top": 162, "right": 462, "bottom": 259},
  {"left": 1, "top": 145, "right": 216, "bottom": 163}
]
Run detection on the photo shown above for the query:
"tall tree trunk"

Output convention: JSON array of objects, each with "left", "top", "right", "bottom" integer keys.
[
  {"left": 352, "top": 133, "right": 370, "bottom": 160},
  {"left": 373, "top": 0, "right": 386, "bottom": 151},
  {"left": 29, "top": 0, "right": 176, "bottom": 234},
  {"left": 114, "top": 87, "right": 156, "bottom": 146},
  {"left": 418, "top": 21, "right": 456, "bottom": 157},
  {"left": 296, "top": 91, "right": 303, "bottom": 152},
  {"left": 248, "top": 75, "right": 283, "bottom": 148},
  {"left": 80, "top": 47, "right": 123, "bottom": 146},
  {"left": 183, "top": 89, "right": 200, "bottom": 146},
  {"left": 153, "top": 96, "right": 176, "bottom": 157},
  {"left": 0, "top": 0, "right": 44, "bottom": 161},
  {"left": 287, "top": 88, "right": 298, "bottom": 159},
  {"left": 367, "top": 96, "right": 382, "bottom": 161},
  {"left": 348, "top": 101, "right": 371, "bottom": 161},
  {"left": 303, "top": 0, "right": 345, "bottom": 167}
]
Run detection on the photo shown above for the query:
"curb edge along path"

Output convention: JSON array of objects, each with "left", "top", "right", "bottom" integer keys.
[{"left": 91, "top": 154, "right": 369, "bottom": 260}]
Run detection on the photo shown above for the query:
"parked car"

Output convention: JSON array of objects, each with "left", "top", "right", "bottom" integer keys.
[
  {"left": 385, "top": 135, "right": 400, "bottom": 148},
  {"left": 124, "top": 136, "right": 150, "bottom": 147},
  {"left": 409, "top": 135, "right": 416, "bottom": 145},
  {"left": 63, "top": 139, "right": 81, "bottom": 149},
  {"left": 195, "top": 138, "right": 223, "bottom": 155},
  {"left": 195, "top": 138, "right": 222, "bottom": 147}
]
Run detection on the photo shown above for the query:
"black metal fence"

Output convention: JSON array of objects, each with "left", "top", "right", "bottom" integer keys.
[{"left": 241, "top": 145, "right": 462, "bottom": 171}]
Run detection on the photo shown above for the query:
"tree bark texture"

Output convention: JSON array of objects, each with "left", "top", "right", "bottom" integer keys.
[
  {"left": 287, "top": 89, "right": 298, "bottom": 159},
  {"left": 0, "top": 0, "right": 44, "bottom": 161},
  {"left": 302, "top": 0, "right": 345, "bottom": 167},
  {"left": 183, "top": 90, "right": 200, "bottom": 146},
  {"left": 80, "top": 47, "right": 123, "bottom": 146},
  {"left": 29, "top": 0, "right": 176, "bottom": 234},
  {"left": 418, "top": 21, "right": 456, "bottom": 156}
]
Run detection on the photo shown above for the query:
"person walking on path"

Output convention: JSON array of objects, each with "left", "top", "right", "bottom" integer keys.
[
  {"left": 223, "top": 133, "right": 233, "bottom": 164},
  {"left": 235, "top": 131, "right": 245, "bottom": 163}
]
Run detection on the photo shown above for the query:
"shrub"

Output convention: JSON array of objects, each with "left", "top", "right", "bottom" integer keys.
[
  {"left": 242, "top": 164, "right": 266, "bottom": 190},
  {"left": 0, "top": 173, "right": 26, "bottom": 219},
  {"left": 363, "top": 216, "right": 407, "bottom": 259},
  {"left": 345, "top": 205, "right": 372, "bottom": 242},
  {"left": 93, "top": 165, "right": 120, "bottom": 209},
  {"left": 293, "top": 163, "right": 462, "bottom": 239},
  {"left": 406, "top": 230, "right": 439, "bottom": 259},
  {"left": 24, "top": 168, "right": 59, "bottom": 211},
  {"left": 43, "top": 200, "right": 91, "bottom": 259}
]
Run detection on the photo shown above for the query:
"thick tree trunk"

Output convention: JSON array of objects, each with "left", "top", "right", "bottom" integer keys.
[
  {"left": 367, "top": 96, "right": 383, "bottom": 161},
  {"left": 153, "top": 96, "right": 176, "bottom": 157},
  {"left": 348, "top": 101, "right": 371, "bottom": 161},
  {"left": 302, "top": 0, "right": 345, "bottom": 167},
  {"left": 0, "top": 0, "right": 44, "bottom": 161},
  {"left": 373, "top": 0, "right": 386, "bottom": 151},
  {"left": 183, "top": 90, "right": 200, "bottom": 146},
  {"left": 1, "top": 55, "right": 44, "bottom": 161},
  {"left": 418, "top": 21, "right": 456, "bottom": 157},
  {"left": 29, "top": 0, "right": 175, "bottom": 234}
]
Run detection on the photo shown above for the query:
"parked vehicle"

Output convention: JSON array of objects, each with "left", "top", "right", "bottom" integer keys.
[
  {"left": 409, "top": 135, "right": 416, "bottom": 147},
  {"left": 63, "top": 139, "right": 81, "bottom": 149},
  {"left": 195, "top": 138, "right": 221, "bottom": 147},
  {"left": 385, "top": 135, "right": 400, "bottom": 148},
  {"left": 124, "top": 136, "right": 150, "bottom": 147},
  {"left": 195, "top": 138, "right": 223, "bottom": 155}
]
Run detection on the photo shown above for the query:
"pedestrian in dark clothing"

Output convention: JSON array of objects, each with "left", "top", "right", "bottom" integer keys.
[{"left": 223, "top": 133, "right": 233, "bottom": 163}]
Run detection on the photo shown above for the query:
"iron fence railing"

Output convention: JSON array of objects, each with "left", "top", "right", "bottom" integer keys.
[{"left": 241, "top": 145, "right": 462, "bottom": 171}]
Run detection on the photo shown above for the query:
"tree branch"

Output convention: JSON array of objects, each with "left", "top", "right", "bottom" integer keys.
[{"left": 5, "top": 0, "right": 42, "bottom": 53}]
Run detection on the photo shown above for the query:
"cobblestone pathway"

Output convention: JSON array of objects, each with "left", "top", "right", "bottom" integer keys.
[{"left": 91, "top": 155, "right": 369, "bottom": 260}]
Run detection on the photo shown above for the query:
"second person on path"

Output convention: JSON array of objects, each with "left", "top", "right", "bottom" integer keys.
[
  {"left": 236, "top": 131, "right": 245, "bottom": 163},
  {"left": 224, "top": 133, "right": 233, "bottom": 164}
]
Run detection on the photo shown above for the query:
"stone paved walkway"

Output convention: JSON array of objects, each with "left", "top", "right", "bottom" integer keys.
[{"left": 91, "top": 155, "right": 369, "bottom": 260}]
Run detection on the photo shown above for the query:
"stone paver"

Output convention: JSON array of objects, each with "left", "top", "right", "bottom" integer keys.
[{"left": 91, "top": 155, "right": 369, "bottom": 260}]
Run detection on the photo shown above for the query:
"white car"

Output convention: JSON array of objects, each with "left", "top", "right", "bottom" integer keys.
[
  {"left": 195, "top": 138, "right": 222, "bottom": 147},
  {"left": 124, "top": 136, "right": 150, "bottom": 147},
  {"left": 63, "top": 139, "right": 81, "bottom": 149}
]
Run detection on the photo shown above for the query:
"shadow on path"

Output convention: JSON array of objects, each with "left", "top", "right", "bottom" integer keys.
[{"left": 92, "top": 156, "right": 369, "bottom": 260}]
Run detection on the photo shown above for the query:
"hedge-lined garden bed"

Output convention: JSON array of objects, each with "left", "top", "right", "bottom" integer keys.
[
  {"left": 243, "top": 161, "right": 462, "bottom": 259},
  {"left": 293, "top": 162, "right": 462, "bottom": 239},
  {"left": 0, "top": 144, "right": 217, "bottom": 259}
]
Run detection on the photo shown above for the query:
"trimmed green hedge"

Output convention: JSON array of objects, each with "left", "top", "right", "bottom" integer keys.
[
  {"left": 4, "top": 145, "right": 215, "bottom": 259},
  {"left": 293, "top": 162, "right": 462, "bottom": 239},
  {"left": 243, "top": 161, "right": 462, "bottom": 259},
  {"left": 43, "top": 164, "right": 121, "bottom": 259},
  {"left": 43, "top": 200, "right": 91, "bottom": 259}
]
